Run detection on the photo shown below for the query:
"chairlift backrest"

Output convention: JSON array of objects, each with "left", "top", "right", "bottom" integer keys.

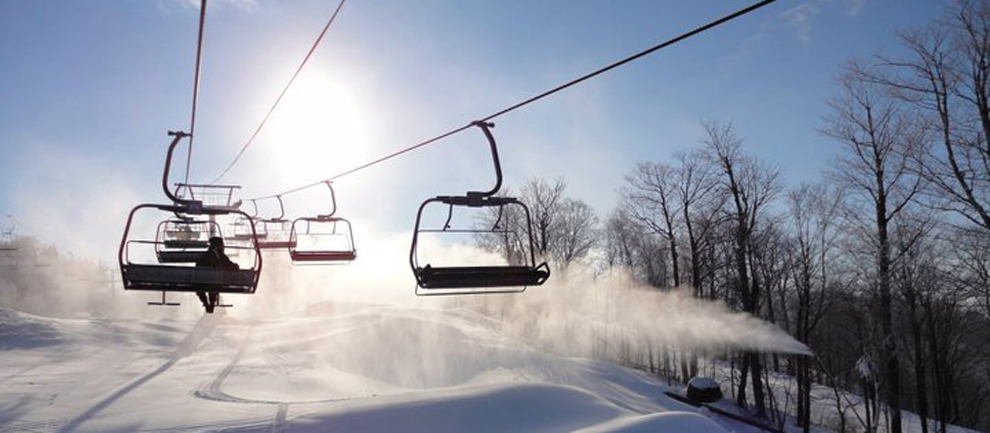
[
  {"left": 252, "top": 196, "right": 297, "bottom": 250},
  {"left": 230, "top": 215, "right": 267, "bottom": 240}
]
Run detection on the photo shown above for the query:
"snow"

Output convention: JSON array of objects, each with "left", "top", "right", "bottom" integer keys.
[
  {"left": 855, "top": 355, "right": 875, "bottom": 379},
  {"left": 574, "top": 412, "right": 730, "bottom": 433},
  {"left": 0, "top": 304, "right": 766, "bottom": 433},
  {"left": 689, "top": 376, "right": 721, "bottom": 391}
]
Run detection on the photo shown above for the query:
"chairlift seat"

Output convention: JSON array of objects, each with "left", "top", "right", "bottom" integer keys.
[
  {"left": 258, "top": 240, "right": 297, "bottom": 249},
  {"left": 288, "top": 206, "right": 357, "bottom": 264},
  {"left": 121, "top": 264, "right": 257, "bottom": 293},
  {"left": 289, "top": 250, "right": 356, "bottom": 262},
  {"left": 231, "top": 232, "right": 267, "bottom": 241},
  {"left": 414, "top": 264, "right": 549, "bottom": 289}
]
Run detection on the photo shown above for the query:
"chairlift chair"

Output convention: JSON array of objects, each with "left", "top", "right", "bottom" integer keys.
[
  {"left": 230, "top": 217, "right": 263, "bottom": 241},
  {"left": 119, "top": 131, "right": 263, "bottom": 308},
  {"left": 259, "top": 220, "right": 296, "bottom": 250},
  {"left": 121, "top": 203, "right": 260, "bottom": 303},
  {"left": 226, "top": 216, "right": 261, "bottom": 258},
  {"left": 409, "top": 121, "right": 549, "bottom": 296},
  {"left": 155, "top": 218, "right": 221, "bottom": 263},
  {"left": 0, "top": 213, "right": 17, "bottom": 251},
  {"left": 253, "top": 197, "right": 297, "bottom": 250},
  {"left": 288, "top": 182, "right": 357, "bottom": 263}
]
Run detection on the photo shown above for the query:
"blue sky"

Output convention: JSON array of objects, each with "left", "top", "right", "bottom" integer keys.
[{"left": 0, "top": 0, "right": 949, "bottom": 262}]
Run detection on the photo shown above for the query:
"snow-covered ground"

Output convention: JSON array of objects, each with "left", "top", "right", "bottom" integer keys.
[{"left": 0, "top": 303, "right": 782, "bottom": 433}]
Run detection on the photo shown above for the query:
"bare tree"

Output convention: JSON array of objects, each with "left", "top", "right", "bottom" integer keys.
[
  {"left": 523, "top": 178, "right": 567, "bottom": 260},
  {"left": 475, "top": 188, "right": 530, "bottom": 266},
  {"left": 603, "top": 209, "right": 640, "bottom": 269},
  {"left": 857, "top": 0, "right": 990, "bottom": 230},
  {"left": 552, "top": 198, "right": 599, "bottom": 267},
  {"left": 675, "top": 150, "right": 722, "bottom": 378},
  {"left": 601, "top": 208, "right": 669, "bottom": 287},
  {"left": 786, "top": 182, "right": 847, "bottom": 433},
  {"left": 622, "top": 162, "right": 682, "bottom": 289},
  {"left": 703, "top": 120, "right": 781, "bottom": 418},
  {"left": 674, "top": 151, "right": 722, "bottom": 298},
  {"left": 477, "top": 178, "right": 598, "bottom": 269},
  {"left": 822, "top": 69, "right": 927, "bottom": 433}
]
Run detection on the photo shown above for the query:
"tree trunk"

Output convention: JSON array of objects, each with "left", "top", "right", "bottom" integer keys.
[
  {"left": 750, "top": 352, "right": 767, "bottom": 418},
  {"left": 685, "top": 209, "right": 701, "bottom": 378},
  {"left": 877, "top": 222, "right": 902, "bottom": 433},
  {"left": 736, "top": 353, "right": 750, "bottom": 407},
  {"left": 906, "top": 290, "right": 930, "bottom": 433}
]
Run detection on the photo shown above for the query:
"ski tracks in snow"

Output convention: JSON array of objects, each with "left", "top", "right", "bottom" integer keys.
[
  {"left": 31, "top": 314, "right": 225, "bottom": 433},
  {"left": 193, "top": 319, "right": 382, "bottom": 433}
]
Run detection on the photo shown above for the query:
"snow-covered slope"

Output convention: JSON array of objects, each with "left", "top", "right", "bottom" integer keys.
[{"left": 0, "top": 304, "right": 770, "bottom": 432}]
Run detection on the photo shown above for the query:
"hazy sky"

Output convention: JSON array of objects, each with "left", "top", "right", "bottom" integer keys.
[{"left": 0, "top": 0, "right": 949, "bottom": 262}]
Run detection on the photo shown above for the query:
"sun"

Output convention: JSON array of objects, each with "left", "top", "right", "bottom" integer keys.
[{"left": 264, "top": 75, "right": 370, "bottom": 184}]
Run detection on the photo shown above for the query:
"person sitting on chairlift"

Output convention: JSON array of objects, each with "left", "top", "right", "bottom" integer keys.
[{"left": 196, "top": 236, "right": 238, "bottom": 313}]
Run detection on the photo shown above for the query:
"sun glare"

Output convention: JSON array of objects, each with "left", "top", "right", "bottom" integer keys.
[{"left": 264, "top": 75, "right": 370, "bottom": 185}]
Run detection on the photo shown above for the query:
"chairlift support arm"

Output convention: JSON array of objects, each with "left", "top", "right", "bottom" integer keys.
[
  {"left": 163, "top": 131, "right": 202, "bottom": 211},
  {"left": 318, "top": 181, "right": 337, "bottom": 220},
  {"left": 469, "top": 120, "right": 502, "bottom": 199}
]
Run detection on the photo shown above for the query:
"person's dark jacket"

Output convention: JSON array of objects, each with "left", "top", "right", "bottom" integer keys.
[{"left": 196, "top": 249, "right": 239, "bottom": 270}]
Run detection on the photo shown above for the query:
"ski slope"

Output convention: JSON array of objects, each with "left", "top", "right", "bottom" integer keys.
[{"left": 0, "top": 304, "right": 766, "bottom": 433}]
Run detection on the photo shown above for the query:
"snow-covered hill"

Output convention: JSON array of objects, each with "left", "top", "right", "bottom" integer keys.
[{"left": 0, "top": 304, "right": 768, "bottom": 433}]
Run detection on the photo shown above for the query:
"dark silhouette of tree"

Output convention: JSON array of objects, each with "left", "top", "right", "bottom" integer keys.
[
  {"left": 703, "top": 120, "right": 781, "bottom": 419},
  {"left": 822, "top": 69, "right": 927, "bottom": 433}
]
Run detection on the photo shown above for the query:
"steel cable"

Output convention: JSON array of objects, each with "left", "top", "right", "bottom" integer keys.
[{"left": 247, "top": 0, "right": 778, "bottom": 201}]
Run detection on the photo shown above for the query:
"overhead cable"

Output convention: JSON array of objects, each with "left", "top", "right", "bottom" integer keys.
[
  {"left": 247, "top": 0, "right": 778, "bottom": 202},
  {"left": 211, "top": 0, "right": 348, "bottom": 184},
  {"left": 185, "top": 0, "right": 208, "bottom": 185}
]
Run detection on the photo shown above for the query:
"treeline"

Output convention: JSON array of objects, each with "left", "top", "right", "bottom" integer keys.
[
  {"left": 0, "top": 236, "right": 121, "bottom": 317},
  {"left": 476, "top": 1, "right": 990, "bottom": 432}
]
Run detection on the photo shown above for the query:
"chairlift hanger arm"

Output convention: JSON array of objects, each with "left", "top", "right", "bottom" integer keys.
[
  {"left": 266, "top": 195, "right": 287, "bottom": 222},
  {"left": 492, "top": 205, "right": 504, "bottom": 230},
  {"left": 249, "top": 200, "right": 259, "bottom": 218},
  {"left": 163, "top": 131, "right": 201, "bottom": 210},
  {"left": 318, "top": 181, "right": 337, "bottom": 219},
  {"left": 470, "top": 121, "right": 502, "bottom": 198}
]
